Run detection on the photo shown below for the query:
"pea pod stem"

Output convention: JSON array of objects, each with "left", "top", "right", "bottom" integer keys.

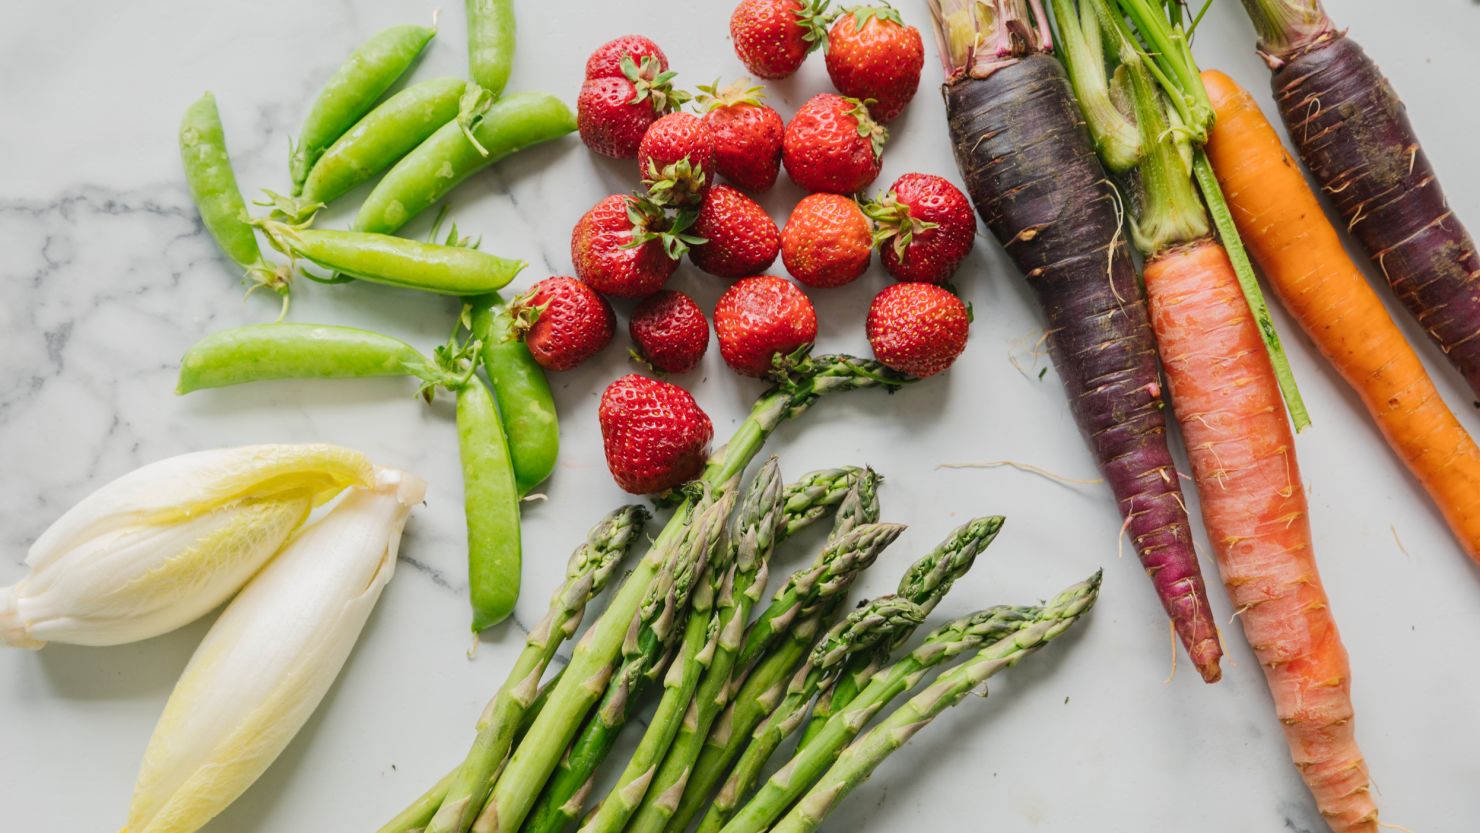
[
  {"left": 289, "top": 22, "right": 436, "bottom": 192},
  {"left": 178, "top": 92, "right": 287, "bottom": 309},
  {"left": 254, "top": 219, "right": 525, "bottom": 296}
]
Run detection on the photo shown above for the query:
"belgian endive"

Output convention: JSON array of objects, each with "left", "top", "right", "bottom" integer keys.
[
  {"left": 1, "top": 444, "right": 373, "bottom": 648},
  {"left": 124, "top": 466, "right": 425, "bottom": 833}
]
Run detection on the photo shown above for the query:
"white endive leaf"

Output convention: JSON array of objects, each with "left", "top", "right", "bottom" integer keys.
[
  {"left": 2, "top": 444, "right": 372, "bottom": 648},
  {"left": 124, "top": 467, "right": 425, "bottom": 833}
]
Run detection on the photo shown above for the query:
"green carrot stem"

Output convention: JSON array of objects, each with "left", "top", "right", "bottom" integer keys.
[
  {"left": 1193, "top": 150, "right": 1310, "bottom": 430},
  {"left": 1047, "top": 0, "right": 1140, "bottom": 172},
  {"left": 1113, "top": 0, "right": 1211, "bottom": 137},
  {"left": 1236, "top": 0, "right": 1334, "bottom": 59}
]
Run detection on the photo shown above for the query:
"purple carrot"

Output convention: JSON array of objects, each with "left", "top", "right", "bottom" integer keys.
[
  {"left": 1241, "top": 0, "right": 1480, "bottom": 399},
  {"left": 926, "top": 0, "right": 1222, "bottom": 682}
]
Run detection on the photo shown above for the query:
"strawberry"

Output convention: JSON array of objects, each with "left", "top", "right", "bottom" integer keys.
[
  {"left": 713, "top": 275, "right": 818, "bottom": 377},
  {"left": 865, "top": 282, "right": 969, "bottom": 378},
  {"left": 730, "top": 0, "right": 832, "bottom": 80},
  {"left": 514, "top": 276, "right": 617, "bottom": 371},
  {"left": 638, "top": 112, "right": 716, "bottom": 207},
  {"left": 599, "top": 374, "right": 714, "bottom": 494},
  {"left": 824, "top": 7, "right": 924, "bottom": 122},
  {"left": 586, "top": 35, "right": 667, "bottom": 81},
  {"left": 781, "top": 193, "right": 872, "bottom": 288},
  {"left": 690, "top": 185, "right": 781, "bottom": 278},
  {"left": 577, "top": 55, "right": 688, "bottom": 159},
  {"left": 782, "top": 93, "right": 886, "bottom": 194},
  {"left": 571, "top": 194, "right": 701, "bottom": 298},
  {"left": 697, "top": 80, "right": 785, "bottom": 192},
  {"left": 630, "top": 289, "right": 710, "bottom": 374},
  {"left": 865, "top": 173, "right": 975, "bottom": 284}
]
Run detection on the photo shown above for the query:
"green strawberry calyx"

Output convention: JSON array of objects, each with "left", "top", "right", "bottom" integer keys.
[
  {"left": 622, "top": 195, "right": 708, "bottom": 260},
  {"left": 844, "top": 97, "right": 889, "bottom": 158},
  {"left": 622, "top": 54, "right": 692, "bottom": 114},
  {"left": 795, "top": 0, "right": 837, "bottom": 52},
  {"left": 862, "top": 191, "right": 939, "bottom": 260},
  {"left": 695, "top": 78, "right": 767, "bottom": 112}
]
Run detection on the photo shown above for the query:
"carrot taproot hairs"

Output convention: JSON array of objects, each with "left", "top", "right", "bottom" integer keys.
[
  {"left": 1201, "top": 68, "right": 1480, "bottom": 566},
  {"left": 1144, "top": 240, "right": 1378, "bottom": 833}
]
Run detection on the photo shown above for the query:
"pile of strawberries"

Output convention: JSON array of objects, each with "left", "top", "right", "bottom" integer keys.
[{"left": 514, "top": 1, "right": 979, "bottom": 495}]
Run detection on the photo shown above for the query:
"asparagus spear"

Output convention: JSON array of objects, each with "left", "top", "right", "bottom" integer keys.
[
  {"left": 777, "top": 467, "right": 864, "bottom": 540},
  {"left": 718, "top": 573, "right": 1102, "bottom": 833},
  {"left": 515, "top": 483, "right": 738, "bottom": 833},
  {"left": 731, "top": 470, "right": 886, "bottom": 682},
  {"left": 698, "top": 596, "right": 926, "bottom": 833},
  {"left": 799, "top": 516, "right": 1006, "bottom": 748},
  {"left": 621, "top": 468, "right": 880, "bottom": 833},
  {"left": 385, "top": 506, "right": 647, "bottom": 833},
  {"left": 471, "top": 353, "right": 907, "bottom": 833},
  {"left": 376, "top": 767, "right": 459, "bottom": 833},
  {"left": 577, "top": 461, "right": 787, "bottom": 833},
  {"left": 661, "top": 519, "right": 903, "bottom": 833},
  {"left": 764, "top": 571, "right": 1104, "bottom": 833}
]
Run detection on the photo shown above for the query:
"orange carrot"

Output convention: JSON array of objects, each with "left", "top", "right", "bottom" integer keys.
[
  {"left": 1144, "top": 239, "right": 1377, "bottom": 833},
  {"left": 1201, "top": 68, "right": 1480, "bottom": 566}
]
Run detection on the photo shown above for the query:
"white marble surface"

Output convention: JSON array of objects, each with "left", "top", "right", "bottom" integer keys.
[{"left": 3, "top": 1, "right": 1478, "bottom": 831}]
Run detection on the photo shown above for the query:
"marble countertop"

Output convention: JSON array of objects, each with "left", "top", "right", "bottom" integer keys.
[{"left": 3, "top": 1, "right": 1478, "bottom": 831}]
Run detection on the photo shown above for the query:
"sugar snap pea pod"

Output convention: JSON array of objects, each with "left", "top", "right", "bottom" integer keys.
[
  {"left": 178, "top": 93, "right": 284, "bottom": 299},
  {"left": 354, "top": 92, "right": 576, "bottom": 235},
  {"left": 470, "top": 293, "right": 558, "bottom": 495},
  {"left": 290, "top": 23, "right": 436, "bottom": 193},
  {"left": 256, "top": 220, "right": 524, "bottom": 296},
  {"left": 458, "top": 374, "right": 523, "bottom": 631},
  {"left": 283, "top": 77, "right": 468, "bottom": 220},
  {"left": 176, "top": 323, "right": 443, "bottom": 394},
  {"left": 466, "top": 0, "right": 516, "bottom": 95}
]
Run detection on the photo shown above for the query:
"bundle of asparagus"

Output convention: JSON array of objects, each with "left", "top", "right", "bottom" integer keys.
[{"left": 378, "top": 357, "right": 1101, "bottom": 833}]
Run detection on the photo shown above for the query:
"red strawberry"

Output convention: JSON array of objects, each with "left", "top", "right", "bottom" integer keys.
[
  {"left": 599, "top": 374, "right": 714, "bottom": 494},
  {"left": 730, "top": 0, "right": 831, "bottom": 80},
  {"left": 824, "top": 7, "right": 924, "bottom": 122},
  {"left": 782, "top": 93, "right": 886, "bottom": 194},
  {"left": 690, "top": 185, "right": 781, "bottom": 278},
  {"left": 577, "top": 56, "right": 689, "bottom": 159},
  {"left": 781, "top": 193, "right": 872, "bottom": 288},
  {"left": 713, "top": 275, "right": 818, "bottom": 377},
  {"left": 865, "top": 173, "right": 975, "bottom": 284},
  {"left": 514, "top": 276, "right": 616, "bottom": 371},
  {"left": 586, "top": 35, "right": 667, "bottom": 81},
  {"left": 571, "top": 195, "right": 700, "bottom": 298},
  {"left": 697, "top": 80, "right": 785, "bottom": 192},
  {"left": 865, "top": 282, "right": 969, "bottom": 377},
  {"left": 630, "top": 289, "right": 710, "bottom": 374},
  {"left": 638, "top": 112, "right": 716, "bottom": 207}
]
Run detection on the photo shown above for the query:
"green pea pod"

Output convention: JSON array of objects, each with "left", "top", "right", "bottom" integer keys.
[
  {"left": 176, "top": 323, "right": 436, "bottom": 394},
  {"left": 471, "top": 293, "right": 559, "bottom": 494},
  {"left": 457, "top": 374, "right": 522, "bottom": 631},
  {"left": 259, "top": 222, "right": 524, "bottom": 296},
  {"left": 466, "top": 0, "right": 516, "bottom": 96},
  {"left": 179, "top": 93, "right": 280, "bottom": 293},
  {"left": 296, "top": 77, "right": 468, "bottom": 214},
  {"left": 290, "top": 23, "right": 436, "bottom": 193},
  {"left": 354, "top": 92, "right": 576, "bottom": 235}
]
